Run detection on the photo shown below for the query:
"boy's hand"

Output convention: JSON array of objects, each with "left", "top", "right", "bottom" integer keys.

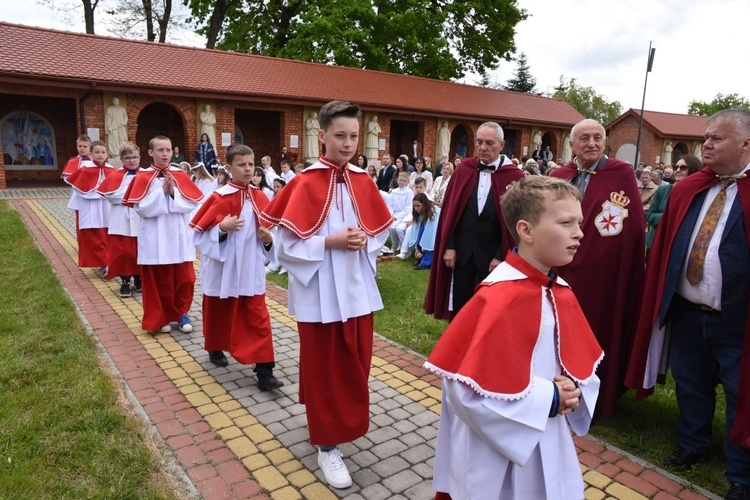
[
  {"left": 443, "top": 249, "right": 456, "bottom": 269},
  {"left": 554, "top": 375, "right": 581, "bottom": 415},
  {"left": 325, "top": 227, "right": 366, "bottom": 251},
  {"left": 162, "top": 176, "right": 175, "bottom": 195},
  {"left": 219, "top": 215, "right": 244, "bottom": 232},
  {"left": 257, "top": 226, "right": 273, "bottom": 244}
]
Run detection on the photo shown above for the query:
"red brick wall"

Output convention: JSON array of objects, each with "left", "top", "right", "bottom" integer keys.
[{"left": 607, "top": 115, "right": 662, "bottom": 166}]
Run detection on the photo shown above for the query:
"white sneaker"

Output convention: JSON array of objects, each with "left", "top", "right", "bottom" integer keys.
[
  {"left": 278, "top": 267, "right": 287, "bottom": 275},
  {"left": 159, "top": 324, "right": 171, "bottom": 333},
  {"left": 317, "top": 447, "right": 352, "bottom": 489},
  {"left": 397, "top": 253, "right": 408, "bottom": 260}
]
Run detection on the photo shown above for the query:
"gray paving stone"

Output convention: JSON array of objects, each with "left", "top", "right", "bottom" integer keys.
[
  {"left": 289, "top": 441, "right": 317, "bottom": 458},
  {"left": 280, "top": 413, "right": 308, "bottom": 431},
  {"left": 371, "top": 455, "right": 409, "bottom": 477},
  {"left": 343, "top": 494, "right": 365, "bottom": 500},
  {"left": 383, "top": 470, "right": 422, "bottom": 494},
  {"left": 277, "top": 427, "right": 310, "bottom": 447},
  {"left": 370, "top": 413, "right": 395, "bottom": 428},
  {"left": 411, "top": 411, "right": 440, "bottom": 428},
  {"left": 351, "top": 449, "right": 378, "bottom": 468},
  {"left": 387, "top": 408, "right": 412, "bottom": 421},
  {"left": 402, "top": 402, "right": 427, "bottom": 416},
  {"left": 359, "top": 483, "right": 392, "bottom": 500},
  {"left": 399, "top": 432, "right": 425, "bottom": 447},
  {"left": 351, "top": 467, "right": 380, "bottom": 488},
  {"left": 256, "top": 408, "right": 292, "bottom": 426},
  {"left": 367, "top": 426, "right": 400, "bottom": 444},
  {"left": 401, "top": 444, "right": 434, "bottom": 465},
  {"left": 377, "top": 397, "right": 401, "bottom": 411},
  {"left": 404, "top": 480, "right": 434, "bottom": 500},
  {"left": 351, "top": 436, "right": 372, "bottom": 450},
  {"left": 411, "top": 463, "right": 433, "bottom": 480},
  {"left": 393, "top": 419, "right": 417, "bottom": 434}
]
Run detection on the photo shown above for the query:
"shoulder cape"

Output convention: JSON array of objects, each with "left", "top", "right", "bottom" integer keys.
[
  {"left": 96, "top": 168, "right": 141, "bottom": 195},
  {"left": 190, "top": 181, "right": 268, "bottom": 232},
  {"left": 122, "top": 166, "right": 204, "bottom": 206},
  {"left": 65, "top": 160, "right": 115, "bottom": 193},
  {"left": 61, "top": 155, "right": 89, "bottom": 178},
  {"left": 258, "top": 157, "right": 392, "bottom": 238}
]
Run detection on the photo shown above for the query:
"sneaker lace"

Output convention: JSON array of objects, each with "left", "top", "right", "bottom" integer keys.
[{"left": 327, "top": 448, "right": 345, "bottom": 470}]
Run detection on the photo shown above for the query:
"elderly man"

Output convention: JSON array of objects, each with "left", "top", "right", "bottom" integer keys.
[
  {"left": 640, "top": 168, "right": 659, "bottom": 210},
  {"left": 425, "top": 122, "right": 524, "bottom": 320},
  {"left": 550, "top": 119, "right": 645, "bottom": 416},
  {"left": 663, "top": 166, "right": 676, "bottom": 184},
  {"left": 627, "top": 109, "right": 750, "bottom": 500}
]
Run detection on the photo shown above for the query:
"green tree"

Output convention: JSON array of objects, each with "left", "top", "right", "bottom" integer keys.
[
  {"left": 688, "top": 93, "right": 750, "bottom": 116},
  {"left": 503, "top": 52, "right": 537, "bottom": 93},
  {"left": 552, "top": 77, "right": 622, "bottom": 125},
  {"left": 184, "top": 0, "right": 527, "bottom": 80}
]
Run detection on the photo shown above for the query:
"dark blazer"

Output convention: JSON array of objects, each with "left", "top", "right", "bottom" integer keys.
[
  {"left": 377, "top": 165, "right": 395, "bottom": 192},
  {"left": 447, "top": 180, "right": 504, "bottom": 269}
]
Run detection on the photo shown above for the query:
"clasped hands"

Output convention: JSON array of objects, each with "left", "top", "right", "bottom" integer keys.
[
  {"left": 326, "top": 226, "right": 367, "bottom": 251},
  {"left": 554, "top": 375, "right": 581, "bottom": 416},
  {"left": 219, "top": 215, "right": 273, "bottom": 243}
]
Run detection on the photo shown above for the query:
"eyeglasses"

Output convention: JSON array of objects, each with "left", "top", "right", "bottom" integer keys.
[
  {"left": 122, "top": 156, "right": 140, "bottom": 161},
  {"left": 675, "top": 164, "right": 688, "bottom": 170}
]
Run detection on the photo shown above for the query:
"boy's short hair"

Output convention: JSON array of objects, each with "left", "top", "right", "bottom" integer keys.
[
  {"left": 318, "top": 101, "right": 361, "bottom": 131},
  {"left": 261, "top": 156, "right": 271, "bottom": 164},
  {"left": 226, "top": 144, "right": 254, "bottom": 164},
  {"left": 76, "top": 135, "right": 92, "bottom": 144},
  {"left": 119, "top": 141, "right": 140, "bottom": 158},
  {"left": 90, "top": 140, "right": 107, "bottom": 152},
  {"left": 501, "top": 176, "right": 581, "bottom": 242},
  {"left": 398, "top": 171, "right": 410, "bottom": 180},
  {"left": 414, "top": 177, "right": 426, "bottom": 186},
  {"left": 280, "top": 159, "right": 291, "bottom": 168},
  {"left": 149, "top": 135, "right": 170, "bottom": 149}
]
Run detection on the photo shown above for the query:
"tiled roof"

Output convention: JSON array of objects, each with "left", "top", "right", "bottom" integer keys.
[
  {"left": 607, "top": 109, "right": 707, "bottom": 138},
  {"left": 0, "top": 22, "right": 584, "bottom": 127}
]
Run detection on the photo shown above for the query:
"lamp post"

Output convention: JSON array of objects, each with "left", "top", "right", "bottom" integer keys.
[{"left": 634, "top": 42, "right": 656, "bottom": 168}]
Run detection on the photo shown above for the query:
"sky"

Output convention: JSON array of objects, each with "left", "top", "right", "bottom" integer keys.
[{"left": 4, "top": 0, "right": 748, "bottom": 115}]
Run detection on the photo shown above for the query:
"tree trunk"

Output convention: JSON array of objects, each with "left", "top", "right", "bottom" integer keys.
[
  {"left": 142, "top": 0, "right": 155, "bottom": 41},
  {"left": 157, "top": 0, "right": 171, "bottom": 42},
  {"left": 82, "top": 0, "right": 97, "bottom": 34}
]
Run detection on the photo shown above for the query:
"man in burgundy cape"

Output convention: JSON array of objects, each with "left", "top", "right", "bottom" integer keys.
[
  {"left": 550, "top": 119, "right": 644, "bottom": 416},
  {"left": 424, "top": 122, "right": 524, "bottom": 320}
]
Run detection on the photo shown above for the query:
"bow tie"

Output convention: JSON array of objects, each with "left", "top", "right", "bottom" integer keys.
[
  {"left": 577, "top": 166, "right": 597, "bottom": 176},
  {"left": 478, "top": 162, "right": 496, "bottom": 172}
]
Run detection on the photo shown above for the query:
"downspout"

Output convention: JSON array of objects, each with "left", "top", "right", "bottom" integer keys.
[{"left": 79, "top": 83, "right": 97, "bottom": 134}]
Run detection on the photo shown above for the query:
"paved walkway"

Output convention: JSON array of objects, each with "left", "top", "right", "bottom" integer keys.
[{"left": 4, "top": 187, "right": 719, "bottom": 500}]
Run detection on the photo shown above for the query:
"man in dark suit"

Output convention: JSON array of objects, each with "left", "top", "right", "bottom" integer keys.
[
  {"left": 425, "top": 122, "right": 524, "bottom": 320},
  {"left": 627, "top": 108, "right": 750, "bottom": 500},
  {"left": 376, "top": 153, "right": 395, "bottom": 192}
]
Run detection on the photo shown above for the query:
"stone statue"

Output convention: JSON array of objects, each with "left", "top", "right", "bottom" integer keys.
[
  {"left": 105, "top": 97, "right": 128, "bottom": 158},
  {"left": 532, "top": 130, "right": 542, "bottom": 151},
  {"left": 199, "top": 104, "right": 217, "bottom": 147},
  {"left": 305, "top": 111, "right": 320, "bottom": 161},
  {"left": 563, "top": 134, "right": 572, "bottom": 163},
  {"left": 663, "top": 141, "right": 673, "bottom": 165},
  {"left": 365, "top": 115, "right": 381, "bottom": 160},
  {"left": 693, "top": 142, "right": 702, "bottom": 158},
  {"left": 437, "top": 121, "right": 451, "bottom": 159}
]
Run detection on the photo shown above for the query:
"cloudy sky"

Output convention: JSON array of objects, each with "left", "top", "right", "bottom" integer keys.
[{"left": 5, "top": 0, "right": 747, "bottom": 115}]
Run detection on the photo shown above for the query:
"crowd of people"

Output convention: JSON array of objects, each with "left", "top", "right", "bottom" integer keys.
[{"left": 60, "top": 104, "right": 750, "bottom": 500}]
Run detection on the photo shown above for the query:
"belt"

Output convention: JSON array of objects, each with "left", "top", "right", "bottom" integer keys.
[{"left": 674, "top": 294, "right": 720, "bottom": 313}]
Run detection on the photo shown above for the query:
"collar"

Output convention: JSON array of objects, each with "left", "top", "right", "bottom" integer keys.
[{"left": 575, "top": 155, "right": 607, "bottom": 173}]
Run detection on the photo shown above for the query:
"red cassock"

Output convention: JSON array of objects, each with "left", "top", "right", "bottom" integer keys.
[
  {"left": 424, "top": 157, "right": 524, "bottom": 320},
  {"left": 550, "top": 159, "right": 645, "bottom": 416},
  {"left": 98, "top": 168, "right": 140, "bottom": 278},
  {"left": 626, "top": 169, "right": 750, "bottom": 449}
]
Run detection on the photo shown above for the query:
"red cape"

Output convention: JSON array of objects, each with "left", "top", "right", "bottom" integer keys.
[
  {"left": 122, "top": 165, "right": 204, "bottom": 207},
  {"left": 189, "top": 181, "right": 269, "bottom": 232},
  {"left": 61, "top": 155, "right": 89, "bottom": 178},
  {"left": 65, "top": 160, "right": 115, "bottom": 193},
  {"left": 258, "top": 157, "right": 392, "bottom": 238},
  {"left": 626, "top": 168, "right": 750, "bottom": 449},
  {"left": 96, "top": 167, "right": 141, "bottom": 195},
  {"left": 550, "top": 158, "right": 645, "bottom": 416},
  {"left": 424, "top": 156, "right": 524, "bottom": 320},
  {"left": 425, "top": 251, "right": 603, "bottom": 399}
]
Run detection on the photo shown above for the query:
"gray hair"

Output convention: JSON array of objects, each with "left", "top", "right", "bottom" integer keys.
[
  {"left": 478, "top": 122, "right": 504, "bottom": 141},
  {"left": 707, "top": 108, "right": 750, "bottom": 137},
  {"left": 570, "top": 119, "right": 606, "bottom": 142}
]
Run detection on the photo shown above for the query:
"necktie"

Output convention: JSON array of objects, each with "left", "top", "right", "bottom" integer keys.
[
  {"left": 478, "top": 162, "right": 495, "bottom": 172},
  {"left": 685, "top": 178, "right": 736, "bottom": 285}
]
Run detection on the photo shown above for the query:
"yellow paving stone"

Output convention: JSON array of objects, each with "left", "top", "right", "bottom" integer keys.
[
  {"left": 218, "top": 400, "right": 242, "bottom": 412},
  {"left": 157, "top": 360, "right": 178, "bottom": 370},
  {"left": 203, "top": 383, "right": 227, "bottom": 398},
  {"left": 253, "top": 466, "right": 289, "bottom": 491},
  {"left": 245, "top": 424, "right": 274, "bottom": 443},
  {"left": 172, "top": 377, "right": 194, "bottom": 388},
  {"left": 287, "top": 469, "right": 316, "bottom": 488},
  {"left": 185, "top": 392, "right": 212, "bottom": 407},
  {"left": 235, "top": 415, "right": 258, "bottom": 428},
  {"left": 583, "top": 471, "right": 612, "bottom": 490},
  {"left": 242, "top": 453, "right": 270, "bottom": 471},
  {"left": 392, "top": 370, "right": 417, "bottom": 383},
  {"left": 380, "top": 363, "right": 398, "bottom": 373},
  {"left": 277, "top": 460, "right": 303, "bottom": 475},
  {"left": 204, "top": 412, "right": 233, "bottom": 430},
  {"left": 604, "top": 483, "right": 647, "bottom": 500},
  {"left": 371, "top": 356, "right": 387, "bottom": 367},
  {"left": 226, "top": 436, "right": 258, "bottom": 458},
  {"left": 196, "top": 403, "right": 221, "bottom": 416},
  {"left": 271, "top": 486, "right": 301, "bottom": 500},
  {"left": 181, "top": 362, "right": 205, "bottom": 374},
  {"left": 410, "top": 380, "right": 431, "bottom": 390},
  {"left": 301, "top": 483, "right": 337, "bottom": 500},
  {"left": 385, "top": 378, "right": 406, "bottom": 389},
  {"left": 162, "top": 341, "right": 184, "bottom": 353},
  {"left": 423, "top": 386, "right": 442, "bottom": 401},
  {"left": 163, "top": 367, "right": 188, "bottom": 380},
  {"left": 580, "top": 464, "right": 590, "bottom": 473},
  {"left": 227, "top": 408, "right": 247, "bottom": 419},
  {"left": 420, "top": 397, "right": 439, "bottom": 409},
  {"left": 584, "top": 487, "right": 607, "bottom": 500},
  {"left": 216, "top": 426, "right": 243, "bottom": 441},
  {"left": 146, "top": 347, "right": 169, "bottom": 359},
  {"left": 370, "top": 367, "right": 384, "bottom": 377},
  {"left": 213, "top": 394, "right": 233, "bottom": 404},
  {"left": 193, "top": 375, "right": 216, "bottom": 386},
  {"left": 258, "top": 440, "right": 282, "bottom": 453},
  {"left": 267, "top": 448, "right": 294, "bottom": 466},
  {"left": 181, "top": 384, "right": 202, "bottom": 395},
  {"left": 404, "top": 390, "right": 427, "bottom": 401},
  {"left": 430, "top": 403, "right": 441, "bottom": 414}
]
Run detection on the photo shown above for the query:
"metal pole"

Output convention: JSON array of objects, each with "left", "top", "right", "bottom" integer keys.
[{"left": 634, "top": 42, "right": 655, "bottom": 168}]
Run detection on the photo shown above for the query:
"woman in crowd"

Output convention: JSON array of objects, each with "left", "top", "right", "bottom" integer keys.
[
  {"left": 195, "top": 133, "right": 217, "bottom": 174},
  {"left": 430, "top": 161, "right": 453, "bottom": 206},
  {"left": 356, "top": 154, "right": 368, "bottom": 170},
  {"left": 409, "top": 156, "right": 433, "bottom": 191},
  {"left": 273, "top": 178, "right": 286, "bottom": 197},
  {"left": 252, "top": 166, "right": 275, "bottom": 202},
  {"left": 215, "top": 167, "right": 230, "bottom": 188},
  {"left": 390, "top": 155, "right": 411, "bottom": 190},
  {"left": 190, "top": 162, "right": 217, "bottom": 199},
  {"left": 406, "top": 193, "right": 440, "bottom": 270}
]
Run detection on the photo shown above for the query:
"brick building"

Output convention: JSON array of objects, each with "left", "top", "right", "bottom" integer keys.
[
  {"left": 606, "top": 109, "right": 707, "bottom": 167},
  {"left": 0, "top": 23, "right": 585, "bottom": 188}
]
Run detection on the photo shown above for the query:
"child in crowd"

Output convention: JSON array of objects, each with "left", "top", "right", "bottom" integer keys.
[
  {"left": 65, "top": 140, "right": 114, "bottom": 270},
  {"left": 252, "top": 166, "right": 274, "bottom": 202},
  {"left": 272, "top": 178, "right": 286, "bottom": 196},
  {"left": 61, "top": 134, "right": 92, "bottom": 180},
  {"left": 191, "top": 162, "right": 217, "bottom": 199},
  {"left": 177, "top": 161, "right": 191, "bottom": 176},
  {"left": 261, "top": 155, "right": 278, "bottom": 187},
  {"left": 396, "top": 177, "right": 432, "bottom": 259},
  {"left": 260, "top": 101, "right": 391, "bottom": 489},
  {"left": 190, "top": 145, "right": 284, "bottom": 390},
  {"left": 215, "top": 167, "right": 230, "bottom": 188},
  {"left": 385, "top": 171, "right": 413, "bottom": 254},
  {"left": 123, "top": 136, "right": 204, "bottom": 334},
  {"left": 406, "top": 193, "right": 440, "bottom": 270},
  {"left": 280, "top": 159, "right": 296, "bottom": 183},
  {"left": 96, "top": 142, "right": 142, "bottom": 297},
  {"left": 425, "top": 176, "right": 602, "bottom": 499}
]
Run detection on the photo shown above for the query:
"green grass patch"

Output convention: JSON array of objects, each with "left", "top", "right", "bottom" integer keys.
[
  {"left": 0, "top": 201, "right": 181, "bottom": 498},
  {"left": 268, "top": 255, "right": 729, "bottom": 496}
]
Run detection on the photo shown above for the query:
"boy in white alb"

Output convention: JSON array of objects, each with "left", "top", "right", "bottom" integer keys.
[
  {"left": 189, "top": 145, "right": 284, "bottom": 391},
  {"left": 123, "top": 136, "right": 204, "bottom": 334},
  {"left": 96, "top": 142, "right": 142, "bottom": 297},
  {"left": 386, "top": 171, "right": 414, "bottom": 254},
  {"left": 425, "top": 177, "right": 603, "bottom": 500},
  {"left": 280, "top": 159, "right": 296, "bottom": 183},
  {"left": 261, "top": 156, "right": 279, "bottom": 187},
  {"left": 65, "top": 140, "right": 114, "bottom": 269},
  {"left": 260, "top": 101, "right": 392, "bottom": 489}
]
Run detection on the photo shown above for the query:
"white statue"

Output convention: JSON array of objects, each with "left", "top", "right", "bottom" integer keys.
[
  {"left": 105, "top": 97, "right": 128, "bottom": 158},
  {"left": 693, "top": 142, "right": 702, "bottom": 158},
  {"left": 663, "top": 141, "right": 673, "bottom": 165},
  {"left": 199, "top": 104, "right": 217, "bottom": 147},
  {"left": 437, "top": 121, "right": 451, "bottom": 159},
  {"left": 563, "top": 134, "right": 572, "bottom": 163},
  {"left": 532, "top": 130, "right": 542, "bottom": 151},
  {"left": 365, "top": 115, "right": 381, "bottom": 161},
  {"left": 305, "top": 111, "right": 320, "bottom": 161}
]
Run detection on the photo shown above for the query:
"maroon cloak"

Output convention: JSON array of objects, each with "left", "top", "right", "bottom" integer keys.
[
  {"left": 550, "top": 158, "right": 644, "bottom": 416},
  {"left": 424, "top": 157, "right": 524, "bottom": 320},
  {"left": 626, "top": 168, "right": 750, "bottom": 449}
]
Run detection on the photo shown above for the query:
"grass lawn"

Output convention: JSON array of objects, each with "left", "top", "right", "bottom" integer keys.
[
  {"left": 0, "top": 201, "right": 183, "bottom": 498},
  {"left": 268, "top": 256, "right": 729, "bottom": 496}
]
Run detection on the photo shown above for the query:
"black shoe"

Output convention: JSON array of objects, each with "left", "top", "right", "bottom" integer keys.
[
  {"left": 119, "top": 282, "right": 132, "bottom": 297},
  {"left": 664, "top": 447, "right": 708, "bottom": 471},
  {"left": 726, "top": 482, "right": 750, "bottom": 500},
  {"left": 133, "top": 276, "right": 142, "bottom": 292},
  {"left": 208, "top": 351, "right": 228, "bottom": 367},
  {"left": 258, "top": 375, "right": 284, "bottom": 392}
]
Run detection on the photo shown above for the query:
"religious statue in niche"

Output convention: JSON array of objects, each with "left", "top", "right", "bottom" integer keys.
[
  {"left": 365, "top": 115, "right": 381, "bottom": 160},
  {"left": 199, "top": 104, "right": 217, "bottom": 147},
  {"left": 105, "top": 97, "right": 128, "bottom": 158},
  {"left": 305, "top": 111, "right": 320, "bottom": 161}
]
